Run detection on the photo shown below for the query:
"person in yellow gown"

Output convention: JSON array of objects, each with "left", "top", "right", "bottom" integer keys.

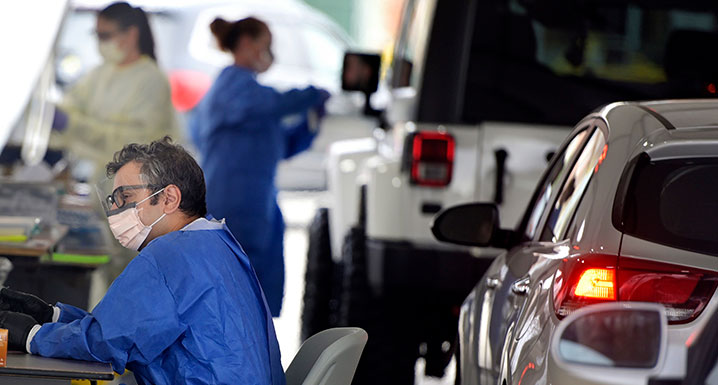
[{"left": 53, "top": 2, "right": 179, "bottom": 182}]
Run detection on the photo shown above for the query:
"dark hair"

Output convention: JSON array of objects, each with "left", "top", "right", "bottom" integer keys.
[
  {"left": 210, "top": 16, "right": 269, "bottom": 52},
  {"left": 106, "top": 137, "right": 207, "bottom": 218},
  {"left": 99, "top": 2, "right": 156, "bottom": 61}
]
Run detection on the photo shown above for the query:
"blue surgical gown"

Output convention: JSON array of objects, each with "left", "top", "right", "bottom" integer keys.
[
  {"left": 190, "top": 66, "right": 324, "bottom": 316},
  {"left": 30, "top": 219, "right": 285, "bottom": 385}
]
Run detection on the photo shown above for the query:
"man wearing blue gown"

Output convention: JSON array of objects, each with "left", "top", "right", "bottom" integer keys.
[{"left": 0, "top": 138, "right": 285, "bottom": 385}]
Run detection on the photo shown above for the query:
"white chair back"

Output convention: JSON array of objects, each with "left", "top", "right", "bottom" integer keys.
[{"left": 285, "top": 327, "right": 368, "bottom": 385}]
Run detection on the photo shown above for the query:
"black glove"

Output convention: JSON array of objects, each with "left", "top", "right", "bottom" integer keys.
[
  {"left": 0, "top": 288, "right": 54, "bottom": 324},
  {"left": 0, "top": 311, "right": 37, "bottom": 352}
]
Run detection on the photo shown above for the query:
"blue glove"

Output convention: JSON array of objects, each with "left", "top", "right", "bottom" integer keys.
[
  {"left": 0, "top": 311, "right": 37, "bottom": 352},
  {"left": 52, "top": 108, "right": 68, "bottom": 132}
]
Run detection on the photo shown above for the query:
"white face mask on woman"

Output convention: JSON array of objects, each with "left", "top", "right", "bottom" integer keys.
[
  {"left": 98, "top": 40, "right": 127, "bottom": 64},
  {"left": 254, "top": 49, "right": 274, "bottom": 73},
  {"left": 107, "top": 188, "right": 166, "bottom": 250}
]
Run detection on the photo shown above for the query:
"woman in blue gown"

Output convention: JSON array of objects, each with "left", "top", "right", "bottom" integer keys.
[{"left": 190, "top": 17, "right": 329, "bottom": 316}]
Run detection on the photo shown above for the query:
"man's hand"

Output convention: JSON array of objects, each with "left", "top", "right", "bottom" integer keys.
[
  {"left": 0, "top": 311, "right": 38, "bottom": 352},
  {"left": 0, "top": 288, "right": 54, "bottom": 324}
]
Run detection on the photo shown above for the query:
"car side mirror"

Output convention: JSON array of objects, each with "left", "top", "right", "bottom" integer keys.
[
  {"left": 431, "top": 203, "right": 499, "bottom": 247},
  {"left": 548, "top": 302, "right": 667, "bottom": 385},
  {"left": 341, "top": 52, "right": 382, "bottom": 117}
]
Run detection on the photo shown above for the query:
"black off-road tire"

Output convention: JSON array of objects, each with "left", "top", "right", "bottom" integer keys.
[
  {"left": 339, "top": 226, "right": 418, "bottom": 385},
  {"left": 301, "top": 208, "right": 334, "bottom": 342}
]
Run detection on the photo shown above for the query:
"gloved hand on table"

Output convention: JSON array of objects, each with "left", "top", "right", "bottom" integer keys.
[
  {"left": 0, "top": 288, "right": 56, "bottom": 324},
  {"left": 0, "top": 311, "right": 38, "bottom": 352}
]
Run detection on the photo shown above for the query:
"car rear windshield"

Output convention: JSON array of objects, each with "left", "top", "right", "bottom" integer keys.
[{"left": 621, "top": 156, "right": 718, "bottom": 257}]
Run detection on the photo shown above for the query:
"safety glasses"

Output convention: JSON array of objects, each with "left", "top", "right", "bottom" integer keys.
[
  {"left": 96, "top": 175, "right": 159, "bottom": 216},
  {"left": 105, "top": 184, "right": 156, "bottom": 211}
]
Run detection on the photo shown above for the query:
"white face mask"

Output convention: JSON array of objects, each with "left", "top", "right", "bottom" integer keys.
[
  {"left": 107, "top": 188, "right": 166, "bottom": 250},
  {"left": 99, "top": 40, "right": 127, "bottom": 64},
  {"left": 254, "top": 49, "right": 273, "bottom": 73}
]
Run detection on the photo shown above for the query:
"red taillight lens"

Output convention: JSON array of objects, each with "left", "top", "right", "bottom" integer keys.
[
  {"left": 554, "top": 254, "right": 618, "bottom": 318},
  {"left": 554, "top": 254, "right": 718, "bottom": 324},
  {"left": 574, "top": 268, "right": 616, "bottom": 300},
  {"left": 410, "top": 132, "right": 455, "bottom": 187},
  {"left": 618, "top": 257, "right": 717, "bottom": 323},
  {"left": 168, "top": 70, "right": 212, "bottom": 112}
]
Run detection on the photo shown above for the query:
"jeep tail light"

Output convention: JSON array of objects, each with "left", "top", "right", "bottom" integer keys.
[
  {"left": 410, "top": 132, "right": 455, "bottom": 187},
  {"left": 554, "top": 254, "right": 718, "bottom": 324}
]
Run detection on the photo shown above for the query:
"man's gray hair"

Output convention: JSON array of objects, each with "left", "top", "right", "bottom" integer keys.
[{"left": 106, "top": 136, "right": 207, "bottom": 218}]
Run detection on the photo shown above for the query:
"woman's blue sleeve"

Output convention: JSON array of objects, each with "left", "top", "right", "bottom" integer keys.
[
  {"left": 283, "top": 115, "right": 317, "bottom": 159},
  {"left": 223, "top": 83, "right": 323, "bottom": 124},
  {"left": 30, "top": 255, "right": 185, "bottom": 374}
]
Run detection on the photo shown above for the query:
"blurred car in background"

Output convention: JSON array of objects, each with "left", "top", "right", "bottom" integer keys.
[
  {"left": 432, "top": 100, "right": 718, "bottom": 385},
  {"left": 56, "top": 0, "right": 367, "bottom": 190}
]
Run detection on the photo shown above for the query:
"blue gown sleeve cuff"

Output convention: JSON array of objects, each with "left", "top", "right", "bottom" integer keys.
[{"left": 55, "top": 302, "right": 90, "bottom": 323}]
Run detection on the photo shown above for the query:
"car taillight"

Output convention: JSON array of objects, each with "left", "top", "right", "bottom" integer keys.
[
  {"left": 554, "top": 254, "right": 618, "bottom": 318},
  {"left": 168, "top": 70, "right": 212, "bottom": 112},
  {"left": 410, "top": 132, "right": 455, "bottom": 187},
  {"left": 574, "top": 268, "right": 616, "bottom": 300},
  {"left": 617, "top": 257, "right": 717, "bottom": 323},
  {"left": 554, "top": 254, "right": 718, "bottom": 324}
]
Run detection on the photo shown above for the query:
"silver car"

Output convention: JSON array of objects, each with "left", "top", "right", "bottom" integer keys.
[{"left": 432, "top": 100, "right": 718, "bottom": 384}]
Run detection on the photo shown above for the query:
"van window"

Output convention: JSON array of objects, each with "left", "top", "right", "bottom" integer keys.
[{"left": 463, "top": 0, "right": 718, "bottom": 126}]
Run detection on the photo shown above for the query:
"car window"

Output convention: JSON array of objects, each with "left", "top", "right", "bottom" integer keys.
[
  {"left": 269, "top": 22, "right": 309, "bottom": 69},
  {"left": 301, "top": 23, "right": 345, "bottom": 77},
  {"left": 56, "top": 9, "right": 174, "bottom": 87},
  {"left": 391, "top": 0, "right": 437, "bottom": 89},
  {"left": 540, "top": 128, "right": 607, "bottom": 242},
  {"left": 523, "top": 126, "right": 592, "bottom": 239},
  {"left": 189, "top": 8, "right": 309, "bottom": 70},
  {"left": 56, "top": 10, "right": 99, "bottom": 86},
  {"left": 621, "top": 156, "right": 718, "bottom": 257}
]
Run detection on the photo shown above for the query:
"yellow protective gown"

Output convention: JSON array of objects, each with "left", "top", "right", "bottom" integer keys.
[{"left": 53, "top": 56, "right": 180, "bottom": 181}]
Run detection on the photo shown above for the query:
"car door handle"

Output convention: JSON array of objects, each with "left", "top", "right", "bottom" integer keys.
[
  {"left": 486, "top": 276, "right": 501, "bottom": 289},
  {"left": 511, "top": 277, "right": 530, "bottom": 295}
]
